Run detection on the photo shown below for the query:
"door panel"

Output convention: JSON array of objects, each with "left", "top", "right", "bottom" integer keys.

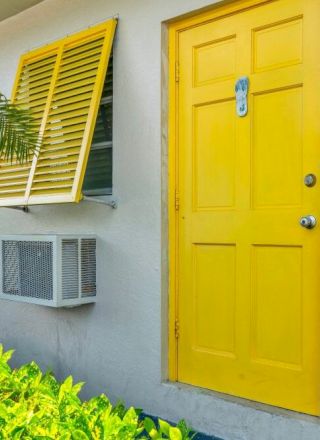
[
  {"left": 251, "top": 245, "right": 302, "bottom": 369},
  {"left": 194, "top": 100, "right": 236, "bottom": 209},
  {"left": 193, "top": 244, "right": 236, "bottom": 357},
  {"left": 176, "top": 0, "right": 320, "bottom": 414},
  {"left": 252, "top": 16, "right": 303, "bottom": 73},
  {"left": 252, "top": 86, "right": 303, "bottom": 208}
]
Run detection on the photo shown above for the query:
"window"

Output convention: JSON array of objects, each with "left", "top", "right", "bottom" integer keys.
[
  {"left": 0, "top": 19, "right": 117, "bottom": 207},
  {"left": 83, "top": 54, "right": 113, "bottom": 196}
]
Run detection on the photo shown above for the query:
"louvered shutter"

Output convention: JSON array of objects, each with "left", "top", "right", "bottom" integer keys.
[{"left": 0, "top": 19, "right": 117, "bottom": 207}]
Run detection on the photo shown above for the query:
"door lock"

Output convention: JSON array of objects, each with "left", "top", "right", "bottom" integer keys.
[
  {"left": 304, "top": 174, "right": 317, "bottom": 187},
  {"left": 300, "top": 215, "right": 317, "bottom": 229}
]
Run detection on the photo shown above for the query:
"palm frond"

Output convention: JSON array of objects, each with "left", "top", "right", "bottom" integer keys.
[{"left": 0, "top": 92, "right": 39, "bottom": 164}]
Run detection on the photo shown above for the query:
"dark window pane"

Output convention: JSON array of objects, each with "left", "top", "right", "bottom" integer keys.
[
  {"left": 102, "top": 56, "right": 113, "bottom": 98},
  {"left": 92, "top": 102, "right": 112, "bottom": 144},
  {"left": 83, "top": 52, "right": 113, "bottom": 196},
  {"left": 83, "top": 148, "right": 112, "bottom": 195}
]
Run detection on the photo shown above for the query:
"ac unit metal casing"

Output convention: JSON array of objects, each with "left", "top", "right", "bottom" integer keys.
[{"left": 0, "top": 234, "right": 96, "bottom": 307}]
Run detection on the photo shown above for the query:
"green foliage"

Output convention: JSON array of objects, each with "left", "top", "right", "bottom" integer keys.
[
  {"left": 0, "top": 345, "right": 193, "bottom": 439},
  {"left": 0, "top": 93, "right": 39, "bottom": 164},
  {"left": 143, "top": 417, "right": 194, "bottom": 440}
]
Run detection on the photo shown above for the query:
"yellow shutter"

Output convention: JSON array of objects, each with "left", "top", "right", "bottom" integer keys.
[{"left": 0, "top": 18, "right": 117, "bottom": 207}]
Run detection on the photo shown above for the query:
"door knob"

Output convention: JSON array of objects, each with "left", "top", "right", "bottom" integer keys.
[
  {"left": 300, "top": 215, "right": 317, "bottom": 229},
  {"left": 304, "top": 174, "right": 317, "bottom": 187}
]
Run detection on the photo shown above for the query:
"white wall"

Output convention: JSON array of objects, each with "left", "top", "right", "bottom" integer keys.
[{"left": 0, "top": 1, "right": 320, "bottom": 439}]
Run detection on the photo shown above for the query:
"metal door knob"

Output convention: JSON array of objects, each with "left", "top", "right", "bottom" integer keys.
[{"left": 300, "top": 215, "right": 317, "bottom": 229}]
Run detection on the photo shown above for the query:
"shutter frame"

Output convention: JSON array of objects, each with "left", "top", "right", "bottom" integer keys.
[{"left": 0, "top": 18, "right": 117, "bottom": 207}]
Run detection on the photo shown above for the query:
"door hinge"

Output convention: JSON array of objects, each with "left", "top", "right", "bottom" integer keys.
[
  {"left": 175, "top": 189, "right": 180, "bottom": 211},
  {"left": 175, "top": 319, "right": 180, "bottom": 339},
  {"left": 175, "top": 61, "right": 179, "bottom": 82}
]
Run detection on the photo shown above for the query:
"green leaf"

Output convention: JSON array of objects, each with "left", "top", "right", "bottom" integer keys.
[
  {"left": 2, "top": 349, "right": 14, "bottom": 363},
  {"left": 169, "top": 427, "right": 182, "bottom": 440},
  {"left": 144, "top": 417, "right": 159, "bottom": 439},
  {"left": 72, "top": 382, "right": 85, "bottom": 396},
  {"left": 71, "top": 430, "right": 89, "bottom": 440},
  {"left": 0, "top": 93, "right": 39, "bottom": 164},
  {"left": 144, "top": 417, "right": 156, "bottom": 433},
  {"left": 159, "top": 419, "right": 171, "bottom": 436}
]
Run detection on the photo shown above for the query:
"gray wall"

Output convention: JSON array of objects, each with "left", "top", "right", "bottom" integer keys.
[{"left": 0, "top": 1, "right": 320, "bottom": 439}]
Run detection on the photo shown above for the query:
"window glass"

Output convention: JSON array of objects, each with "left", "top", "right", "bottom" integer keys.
[{"left": 83, "top": 55, "right": 113, "bottom": 196}]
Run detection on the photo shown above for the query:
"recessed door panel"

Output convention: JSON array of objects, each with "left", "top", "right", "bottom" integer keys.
[
  {"left": 193, "top": 36, "right": 236, "bottom": 85},
  {"left": 252, "top": 86, "right": 303, "bottom": 208},
  {"left": 193, "top": 100, "right": 236, "bottom": 209},
  {"left": 252, "top": 17, "right": 303, "bottom": 72},
  {"left": 193, "top": 244, "right": 236, "bottom": 357},
  {"left": 251, "top": 245, "right": 302, "bottom": 369}
]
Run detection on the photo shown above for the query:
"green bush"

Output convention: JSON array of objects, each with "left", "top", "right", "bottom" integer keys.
[{"left": 0, "top": 345, "right": 193, "bottom": 439}]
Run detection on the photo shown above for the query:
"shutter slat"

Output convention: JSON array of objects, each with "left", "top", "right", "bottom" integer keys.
[
  {"left": 16, "top": 89, "right": 52, "bottom": 104},
  {"left": 51, "top": 84, "right": 93, "bottom": 101},
  {"left": 19, "top": 62, "right": 57, "bottom": 82},
  {"left": 0, "top": 171, "right": 30, "bottom": 181},
  {"left": 54, "top": 77, "right": 96, "bottom": 95},
  {"left": 51, "top": 91, "right": 93, "bottom": 108},
  {"left": 25, "top": 54, "right": 58, "bottom": 71},
  {"left": 0, "top": 178, "right": 30, "bottom": 188},
  {"left": 31, "top": 180, "right": 73, "bottom": 191},
  {"left": 18, "top": 80, "right": 55, "bottom": 97},
  {"left": 47, "top": 108, "right": 89, "bottom": 123},
  {"left": 44, "top": 131, "right": 84, "bottom": 145},
  {"left": 55, "top": 69, "right": 98, "bottom": 88},
  {"left": 35, "top": 164, "right": 77, "bottom": 175},
  {"left": 0, "top": 185, "right": 28, "bottom": 195},
  {"left": 40, "top": 146, "right": 80, "bottom": 159},
  {"left": 20, "top": 67, "right": 56, "bottom": 86},
  {"left": 19, "top": 70, "right": 56, "bottom": 90},
  {"left": 49, "top": 100, "right": 90, "bottom": 116},
  {"left": 47, "top": 116, "right": 87, "bottom": 130},
  {"left": 60, "top": 54, "right": 101, "bottom": 74},
  {"left": 44, "top": 123, "right": 86, "bottom": 137},
  {"left": 30, "top": 187, "right": 72, "bottom": 196},
  {"left": 33, "top": 170, "right": 76, "bottom": 183},
  {"left": 61, "top": 40, "right": 104, "bottom": 63},
  {"left": 36, "top": 154, "right": 79, "bottom": 167}
]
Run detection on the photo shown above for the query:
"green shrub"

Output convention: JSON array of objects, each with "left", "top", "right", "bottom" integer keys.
[{"left": 0, "top": 345, "right": 193, "bottom": 439}]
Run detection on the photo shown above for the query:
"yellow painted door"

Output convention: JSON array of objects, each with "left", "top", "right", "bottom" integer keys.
[{"left": 177, "top": 0, "right": 320, "bottom": 415}]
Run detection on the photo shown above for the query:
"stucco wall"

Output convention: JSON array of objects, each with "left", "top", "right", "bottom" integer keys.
[{"left": 0, "top": 1, "right": 320, "bottom": 439}]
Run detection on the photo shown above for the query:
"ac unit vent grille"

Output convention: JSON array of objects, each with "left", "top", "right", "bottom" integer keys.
[
  {"left": 81, "top": 238, "right": 96, "bottom": 297},
  {"left": 2, "top": 240, "right": 53, "bottom": 300},
  {"left": 61, "top": 239, "right": 79, "bottom": 300}
]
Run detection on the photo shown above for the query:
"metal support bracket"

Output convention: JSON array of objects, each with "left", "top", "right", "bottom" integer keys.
[
  {"left": 3, "top": 197, "right": 118, "bottom": 211},
  {"left": 83, "top": 195, "right": 117, "bottom": 209},
  {"left": 5, "top": 206, "right": 30, "bottom": 213}
]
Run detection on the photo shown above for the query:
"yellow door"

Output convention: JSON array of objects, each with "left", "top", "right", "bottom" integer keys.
[{"left": 175, "top": 0, "right": 320, "bottom": 415}]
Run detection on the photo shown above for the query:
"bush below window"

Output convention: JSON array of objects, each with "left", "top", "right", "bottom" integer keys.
[{"left": 0, "top": 345, "right": 193, "bottom": 439}]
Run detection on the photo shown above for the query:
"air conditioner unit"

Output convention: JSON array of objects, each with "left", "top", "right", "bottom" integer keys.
[{"left": 0, "top": 234, "right": 96, "bottom": 307}]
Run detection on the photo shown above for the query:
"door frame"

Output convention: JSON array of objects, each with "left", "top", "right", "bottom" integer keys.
[{"left": 167, "top": 0, "right": 278, "bottom": 382}]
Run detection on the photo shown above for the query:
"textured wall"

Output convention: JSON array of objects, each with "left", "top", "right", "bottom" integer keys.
[{"left": 0, "top": 0, "right": 320, "bottom": 439}]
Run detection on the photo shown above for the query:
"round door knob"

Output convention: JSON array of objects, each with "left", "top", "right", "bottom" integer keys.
[
  {"left": 300, "top": 215, "right": 317, "bottom": 229},
  {"left": 304, "top": 174, "right": 317, "bottom": 187}
]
